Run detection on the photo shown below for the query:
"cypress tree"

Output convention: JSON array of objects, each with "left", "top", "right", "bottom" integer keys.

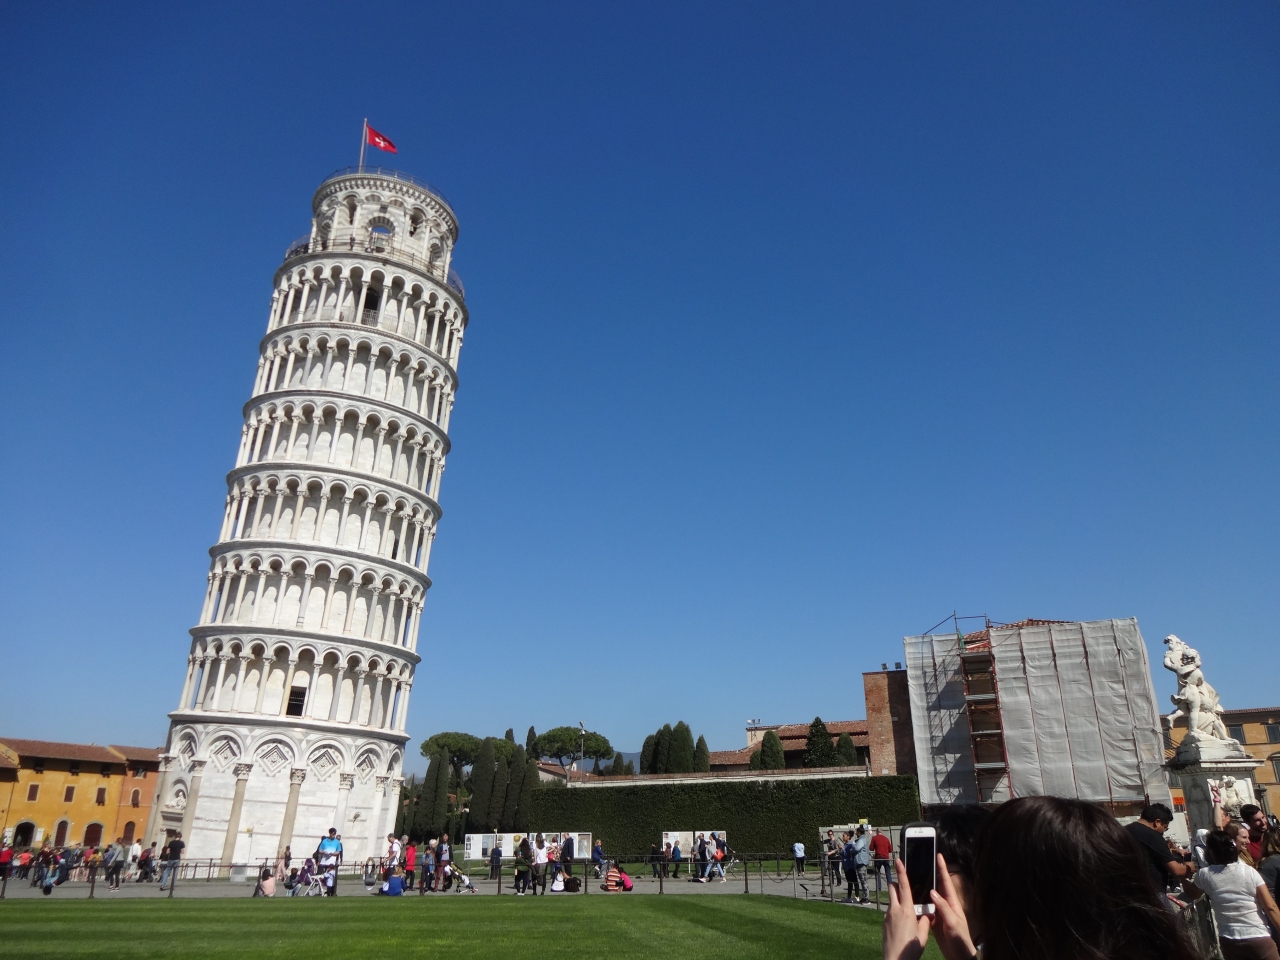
[
  {"left": 514, "top": 756, "right": 538, "bottom": 831},
  {"left": 836, "top": 731, "right": 858, "bottom": 766},
  {"left": 421, "top": 752, "right": 444, "bottom": 831},
  {"left": 431, "top": 748, "right": 451, "bottom": 830},
  {"left": 525, "top": 726, "right": 538, "bottom": 756},
  {"left": 655, "top": 724, "right": 673, "bottom": 774},
  {"left": 591, "top": 756, "right": 601, "bottom": 774},
  {"left": 804, "top": 717, "right": 840, "bottom": 768},
  {"left": 669, "top": 722, "right": 695, "bottom": 773},
  {"left": 760, "top": 730, "right": 785, "bottom": 770},
  {"left": 639, "top": 734, "right": 656, "bottom": 775},
  {"left": 469, "top": 738, "right": 497, "bottom": 831},
  {"left": 487, "top": 755, "right": 509, "bottom": 830},
  {"left": 693, "top": 735, "right": 711, "bottom": 772},
  {"left": 749, "top": 748, "right": 763, "bottom": 770},
  {"left": 502, "top": 746, "right": 527, "bottom": 830},
  {"left": 504, "top": 728, "right": 516, "bottom": 743}
]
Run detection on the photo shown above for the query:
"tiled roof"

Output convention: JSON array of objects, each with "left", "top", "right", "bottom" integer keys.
[
  {"left": 109, "top": 745, "right": 164, "bottom": 764},
  {"left": 708, "top": 747, "right": 756, "bottom": 765},
  {"left": 0, "top": 739, "right": 125, "bottom": 764},
  {"left": 959, "top": 619, "right": 1074, "bottom": 650}
]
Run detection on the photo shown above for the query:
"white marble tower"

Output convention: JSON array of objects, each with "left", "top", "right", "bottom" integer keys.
[{"left": 150, "top": 167, "right": 467, "bottom": 864}]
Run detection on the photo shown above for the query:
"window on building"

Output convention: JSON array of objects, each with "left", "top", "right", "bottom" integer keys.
[
  {"left": 1273, "top": 758, "right": 1280, "bottom": 783},
  {"left": 54, "top": 820, "right": 68, "bottom": 847},
  {"left": 26, "top": 784, "right": 39, "bottom": 802},
  {"left": 32, "top": 759, "right": 44, "bottom": 774},
  {"left": 69, "top": 762, "right": 80, "bottom": 776},
  {"left": 95, "top": 787, "right": 107, "bottom": 806},
  {"left": 285, "top": 686, "right": 307, "bottom": 717},
  {"left": 132, "top": 767, "right": 146, "bottom": 779},
  {"left": 1267, "top": 724, "right": 1280, "bottom": 744},
  {"left": 122, "top": 821, "right": 135, "bottom": 844},
  {"left": 100, "top": 764, "right": 112, "bottom": 777},
  {"left": 1228, "top": 724, "right": 1246, "bottom": 743},
  {"left": 130, "top": 789, "right": 141, "bottom": 808},
  {"left": 83, "top": 823, "right": 103, "bottom": 847},
  {"left": 63, "top": 786, "right": 75, "bottom": 803}
]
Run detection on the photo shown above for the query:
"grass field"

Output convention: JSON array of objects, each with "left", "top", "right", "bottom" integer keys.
[{"left": 0, "top": 896, "right": 940, "bottom": 959}]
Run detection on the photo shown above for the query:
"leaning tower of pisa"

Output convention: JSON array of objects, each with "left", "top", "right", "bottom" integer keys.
[{"left": 149, "top": 167, "right": 467, "bottom": 863}]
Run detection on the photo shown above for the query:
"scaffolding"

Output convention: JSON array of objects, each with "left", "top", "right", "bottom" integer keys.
[{"left": 906, "top": 618, "right": 1175, "bottom": 815}]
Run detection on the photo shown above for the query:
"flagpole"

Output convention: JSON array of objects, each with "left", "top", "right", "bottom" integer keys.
[{"left": 358, "top": 118, "right": 367, "bottom": 172}]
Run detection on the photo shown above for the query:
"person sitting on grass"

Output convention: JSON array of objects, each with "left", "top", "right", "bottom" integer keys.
[
  {"left": 377, "top": 865, "right": 405, "bottom": 896},
  {"left": 603, "top": 862, "right": 623, "bottom": 892},
  {"left": 252, "top": 867, "right": 276, "bottom": 897},
  {"left": 283, "top": 867, "right": 300, "bottom": 895}
]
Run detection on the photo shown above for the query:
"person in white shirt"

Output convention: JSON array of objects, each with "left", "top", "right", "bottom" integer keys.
[
  {"left": 127, "top": 840, "right": 142, "bottom": 881},
  {"left": 1187, "top": 828, "right": 1280, "bottom": 960},
  {"left": 793, "top": 840, "right": 806, "bottom": 874},
  {"left": 386, "top": 834, "right": 402, "bottom": 872},
  {"left": 532, "top": 834, "right": 550, "bottom": 895}
]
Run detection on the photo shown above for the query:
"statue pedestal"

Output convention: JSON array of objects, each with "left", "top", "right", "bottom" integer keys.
[{"left": 1167, "top": 743, "right": 1262, "bottom": 834}]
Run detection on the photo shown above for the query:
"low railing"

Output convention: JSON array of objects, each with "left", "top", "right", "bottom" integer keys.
[
  {"left": 283, "top": 235, "right": 465, "bottom": 300},
  {"left": 321, "top": 166, "right": 454, "bottom": 211}
]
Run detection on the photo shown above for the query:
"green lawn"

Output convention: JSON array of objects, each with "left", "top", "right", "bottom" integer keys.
[{"left": 0, "top": 896, "right": 940, "bottom": 959}]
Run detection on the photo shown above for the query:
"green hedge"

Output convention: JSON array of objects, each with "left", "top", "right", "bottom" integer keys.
[{"left": 527, "top": 775, "right": 920, "bottom": 853}]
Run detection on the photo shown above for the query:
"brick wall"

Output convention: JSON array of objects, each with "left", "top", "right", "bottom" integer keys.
[{"left": 863, "top": 670, "right": 917, "bottom": 777}]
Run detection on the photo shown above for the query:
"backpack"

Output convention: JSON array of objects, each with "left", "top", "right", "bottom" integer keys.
[
  {"left": 564, "top": 876, "right": 582, "bottom": 893},
  {"left": 619, "top": 870, "right": 633, "bottom": 892}
]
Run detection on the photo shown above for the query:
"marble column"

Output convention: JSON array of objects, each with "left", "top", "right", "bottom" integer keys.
[
  {"left": 219, "top": 763, "right": 254, "bottom": 871},
  {"left": 277, "top": 768, "right": 307, "bottom": 856}
]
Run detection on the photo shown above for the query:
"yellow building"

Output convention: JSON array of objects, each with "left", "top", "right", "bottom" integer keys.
[
  {"left": 0, "top": 739, "right": 161, "bottom": 849},
  {"left": 1166, "top": 707, "right": 1280, "bottom": 815}
]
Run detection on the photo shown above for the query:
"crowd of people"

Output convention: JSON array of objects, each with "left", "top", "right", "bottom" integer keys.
[
  {"left": 882, "top": 798, "right": 1280, "bottom": 960},
  {"left": 0, "top": 835, "right": 173, "bottom": 895}
]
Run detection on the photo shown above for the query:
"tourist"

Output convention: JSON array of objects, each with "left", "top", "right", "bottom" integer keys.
[
  {"left": 1125, "top": 802, "right": 1196, "bottom": 896},
  {"left": 384, "top": 834, "right": 399, "bottom": 880},
  {"left": 882, "top": 796, "right": 1203, "bottom": 960},
  {"left": 316, "top": 827, "right": 343, "bottom": 896},
  {"left": 561, "top": 831, "right": 575, "bottom": 876},
  {"left": 933, "top": 804, "right": 991, "bottom": 936},
  {"left": 137, "top": 842, "right": 156, "bottom": 882},
  {"left": 1232, "top": 823, "right": 1259, "bottom": 867},
  {"left": 87, "top": 847, "right": 104, "bottom": 886},
  {"left": 1187, "top": 828, "right": 1280, "bottom": 960},
  {"left": 793, "top": 838, "right": 806, "bottom": 874},
  {"left": 158, "top": 833, "right": 184, "bottom": 891},
  {"left": 283, "top": 867, "right": 301, "bottom": 895},
  {"left": 377, "top": 865, "right": 405, "bottom": 896},
  {"left": 488, "top": 841, "right": 502, "bottom": 881},
  {"left": 105, "top": 837, "right": 127, "bottom": 890},
  {"left": 708, "top": 833, "right": 728, "bottom": 882},
  {"left": 294, "top": 858, "right": 316, "bottom": 896},
  {"left": 252, "top": 867, "right": 276, "bottom": 897},
  {"left": 436, "top": 835, "right": 451, "bottom": 890},
  {"left": 661, "top": 842, "right": 671, "bottom": 879},
  {"left": 0, "top": 842, "right": 11, "bottom": 881},
  {"left": 592, "top": 838, "right": 607, "bottom": 878},
  {"left": 515, "top": 837, "right": 532, "bottom": 895},
  {"left": 670, "top": 838, "right": 682, "bottom": 878},
  {"left": 603, "top": 861, "right": 623, "bottom": 892},
  {"left": 651, "top": 842, "right": 662, "bottom": 878},
  {"left": 16, "top": 849, "right": 32, "bottom": 880},
  {"left": 532, "top": 834, "right": 549, "bottom": 895},
  {"left": 869, "top": 828, "right": 893, "bottom": 889},
  {"left": 825, "top": 829, "right": 843, "bottom": 887},
  {"left": 1244, "top": 806, "right": 1269, "bottom": 863},
  {"left": 1192, "top": 828, "right": 1213, "bottom": 868},
  {"left": 844, "top": 827, "right": 870, "bottom": 903},
  {"left": 421, "top": 841, "right": 435, "bottom": 893},
  {"left": 127, "top": 837, "right": 142, "bottom": 881},
  {"left": 1258, "top": 828, "right": 1280, "bottom": 902},
  {"left": 404, "top": 840, "right": 417, "bottom": 890}
]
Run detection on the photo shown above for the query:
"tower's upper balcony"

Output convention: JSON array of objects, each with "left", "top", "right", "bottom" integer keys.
[{"left": 285, "top": 167, "right": 464, "bottom": 299}]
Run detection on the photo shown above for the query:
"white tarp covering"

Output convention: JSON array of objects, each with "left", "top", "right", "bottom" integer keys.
[
  {"left": 905, "top": 632, "right": 977, "bottom": 806},
  {"left": 990, "top": 619, "right": 1170, "bottom": 805},
  {"left": 905, "top": 618, "right": 1174, "bottom": 813}
]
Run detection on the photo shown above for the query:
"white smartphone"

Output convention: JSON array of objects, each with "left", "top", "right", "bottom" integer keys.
[{"left": 902, "top": 823, "right": 937, "bottom": 915}]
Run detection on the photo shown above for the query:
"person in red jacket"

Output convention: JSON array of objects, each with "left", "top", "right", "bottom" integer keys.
[{"left": 869, "top": 828, "right": 893, "bottom": 889}]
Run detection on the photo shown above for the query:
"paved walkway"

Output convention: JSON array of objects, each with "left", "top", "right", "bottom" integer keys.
[{"left": 0, "top": 869, "right": 891, "bottom": 906}]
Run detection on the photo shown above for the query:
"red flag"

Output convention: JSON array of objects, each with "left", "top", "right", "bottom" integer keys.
[{"left": 367, "top": 125, "right": 397, "bottom": 154}]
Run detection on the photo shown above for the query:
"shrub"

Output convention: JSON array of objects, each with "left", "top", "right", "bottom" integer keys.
[{"left": 527, "top": 775, "right": 920, "bottom": 852}]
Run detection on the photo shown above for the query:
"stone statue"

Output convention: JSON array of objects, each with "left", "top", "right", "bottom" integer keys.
[
  {"left": 1207, "top": 776, "right": 1255, "bottom": 821},
  {"left": 1164, "top": 634, "right": 1245, "bottom": 762}
]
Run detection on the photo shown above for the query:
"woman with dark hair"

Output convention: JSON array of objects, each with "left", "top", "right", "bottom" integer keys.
[
  {"left": 883, "top": 796, "right": 1203, "bottom": 960},
  {"left": 933, "top": 803, "right": 991, "bottom": 942},
  {"left": 1187, "top": 828, "right": 1280, "bottom": 960}
]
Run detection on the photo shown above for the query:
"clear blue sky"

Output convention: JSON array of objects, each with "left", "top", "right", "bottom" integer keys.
[{"left": 1, "top": 2, "right": 1276, "bottom": 774}]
